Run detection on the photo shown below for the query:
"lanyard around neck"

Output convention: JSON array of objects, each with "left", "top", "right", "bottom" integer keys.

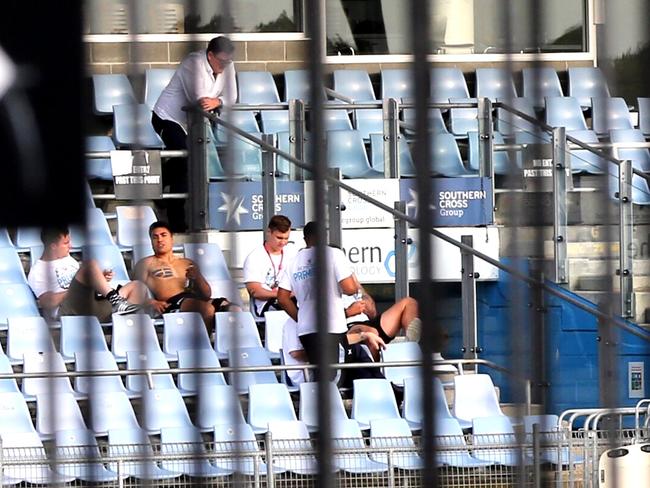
[{"left": 264, "top": 243, "right": 284, "bottom": 284}]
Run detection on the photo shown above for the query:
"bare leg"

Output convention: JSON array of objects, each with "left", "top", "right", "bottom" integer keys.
[
  {"left": 119, "top": 280, "right": 149, "bottom": 304},
  {"left": 378, "top": 297, "right": 419, "bottom": 339},
  {"left": 74, "top": 260, "right": 112, "bottom": 296},
  {"left": 180, "top": 298, "right": 215, "bottom": 334}
]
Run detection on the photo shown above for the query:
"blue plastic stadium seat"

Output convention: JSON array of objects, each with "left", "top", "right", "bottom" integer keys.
[
  {"left": 85, "top": 136, "right": 115, "bottom": 181},
  {"left": 0, "top": 228, "right": 14, "bottom": 248},
  {"left": 267, "top": 420, "right": 320, "bottom": 475},
  {"left": 0, "top": 248, "right": 27, "bottom": 285},
  {"left": 472, "top": 415, "right": 532, "bottom": 466},
  {"left": 144, "top": 68, "right": 175, "bottom": 109},
  {"left": 369, "top": 418, "right": 425, "bottom": 470},
  {"left": 92, "top": 74, "right": 137, "bottom": 115},
  {"left": 545, "top": 97, "right": 588, "bottom": 131},
  {"left": 403, "top": 377, "right": 454, "bottom": 431},
  {"left": 112, "top": 104, "right": 165, "bottom": 149},
  {"left": 332, "top": 419, "right": 389, "bottom": 474},
  {"left": 214, "top": 110, "right": 260, "bottom": 145},
  {"left": 71, "top": 207, "right": 115, "bottom": 247},
  {"left": 355, "top": 109, "right": 384, "bottom": 141},
  {"left": 195, "top": 385, "right": 247, "bottom": 431},
  {"left": 326, "top": 130, "right": 383, "bottom": 178},
  {"left": 35, "top": 392, "right": 88, "bottom": 439},
  {"left": 0, "top": 287, "right": 40, "bottom": 333},
  {"left": 299, "top": 381, "right": 348, "bottom": 433},
  {"left": 449, "top": 98, "right": 478, "bottom": 137},
  {"left": 177, "top": 348, "right": 227, "bottom": 393},
  {"left": 369, "top": 133, "right": 417, "bottom": 177},
  {"left": 214, "top": 311, "right": 263, "bottom": 360},
  {"left": 334, "top": 69, "right": 376, "bottom": 102},
  {"left": 260, "top": 110, "right": 289, "bottom": 134},
  {"left": 351, "top": 378, "right": 401, "bottom": 430},
  {"left": 402, "top": 107, "right": 448, "bottom": 135},
  {"left": 227, "top": 346, "right": 278, "bottom": 394},
  {"left": 513, "top": 130, "right": 552, "bottom": 168},
  {"left": 381, "top": 69, "right": 412, "bottom": 101},
  {"left": 60, "top": 315, "right": 110, "bottom": 361},
  {"left": 638, "top": 97, "right": 650, "bottom": 137},
  {"left": 468, "top": 131, "right": 517, "bottom": 175},
  {"left": 430, "top": 68, "right": 470, "bottom": 104},
  {"left": 591, "top": 97, "right": 633, "bottom": 135},
  {"left": 522, "top": 67, "right": 563, "bottom": 109},
  {"left": 452, "top": 374, "right": 506, "bottom": 429},
  {"left": 436, "top": 417, "right": 494, "bottom": 468},
  {"left": 325, "top": 108, "right": 354, "bottom": 131},
  {"left": 15, "top": 227, "right": 41, "bottom": 249},
  {"left": 285, "top": 69, "right": 326, "bottom": 101},
  {"left": 163, "top": 311, "right": 213, "bottom": 354},
  {"left": 380, "top": 342, "right": 422, "bottom": 388},
  {"left": 475, "top": 68, "right": 518, "bottom": 102},
  {"left": 214, "top": 423, "right": 283, "bottom": 475},
  {"left": 276, "top": 131, "right": 313, "bottom": 177},
  {"left": 6, "top": 316, "right": 56, "bottom": 364},
  {"left": 566, "top": 130, "right": 609, "bottom": 174},
  {"left": 429, "top": 133, "right": 475, "bottom": 177},
  {"left": 222, "top": 134, "right": 263, "bottom": 180},
  {"left": 82, "top": 244, "right": 130, "bottom": 282},
  {"left": 74, "top": 351, "right": 131, "bottom": 398},
  {"left": 238, "top": 71, "right": 280, "bottom": 104},
  {"left": 88, "top": 391, "right": 140, "bottom": 435},
  {"left": 523, "top": 414, "right": 583, "bottom": 465},
  {"left": 160, "top": 426, "right": 233, "bottom": 478},
  {"left": 183, "top": 242, "right": 231, "bottom": 281},
  {"left": 140, "top": 387, "right": 194, "bottom": 434},
  {"left": 495, "top": 97, "right": 539, "bottom": 136},
  {"left": 568, "top": 67, "right": 611, "bottom": 109},
  {"left": 0, "top": 354, "right": 19, "bottom": 394},
  {"left": 54, "top": 429, "right": 120, "bottom": 482},
  {"left": 22, "top": 352, "right": 82, "bottom": 401},
  {"left": 248, "top": 383, "right": 297, "bottom": 434},
  {"left": 610, "top": 128, "right": 650, "bottom": 172},
  {"left": 115, "top": 205, "right": 157, "bottom": 249},
  {"left": 111, "top": 314, "right": 168, "bottom": 362},
  {"left": 125, "top": 350, "right": 180, "bottom": 395}
]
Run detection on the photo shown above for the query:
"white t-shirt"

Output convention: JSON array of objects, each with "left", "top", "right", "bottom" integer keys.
[
  {"left": 278, "top": 246, "right": 352, "bottom": 336},
  {"left": 243, "top": 243, "right": 298, "bottom": 315},
  {"left": 153, "top": 51, "right": 237, "bottom": 133},
  {"left": 281, "top": 317, "right": 311, "bottom": 386},
  {"left": 27, "top": 256, "right": 80, "bottom": 298}
]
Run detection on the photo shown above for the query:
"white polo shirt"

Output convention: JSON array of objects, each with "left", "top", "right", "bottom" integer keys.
[
  {"left": 278, "top": 246, "right": 352, "bottom": 336},
  {"left": 153, "top": 51, "right": 237, "bottom": 133}
]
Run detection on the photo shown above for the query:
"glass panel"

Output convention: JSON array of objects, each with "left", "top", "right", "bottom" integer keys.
[
  {"left": 84, "top": 0, "right": 301, "bottom": 34},
  {"left": 325, "top": 0, "right": 586, "bottom": 55}
]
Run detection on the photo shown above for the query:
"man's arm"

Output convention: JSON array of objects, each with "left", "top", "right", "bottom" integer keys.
[
  {"left": 246, "top": 282, "right": 277, "bottom": 302},
  {"left": 186, "top": 261, "right": 212, "bottom": 298},
  {"left": 358, "top": 285, "right": 377, "bottom": 319},
  {"left": 339, "top": 275, "right": 358, "bottom": 296},
  {"left": 277, "top": 287, "right": 298, "bottom": 322},
  {"left": 36, "top": 291, "right": 67, "bottom": 310}
]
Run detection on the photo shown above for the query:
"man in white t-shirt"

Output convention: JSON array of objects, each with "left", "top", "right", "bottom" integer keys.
[
  {"left": 243, "top": 215, "right": 297, "bottom": 318},
  {"left": 277, "top": 221, "right": 359, "bottom": 381},
  {"left": 28, "top": 226, "right": 145, "bottom": 321}
]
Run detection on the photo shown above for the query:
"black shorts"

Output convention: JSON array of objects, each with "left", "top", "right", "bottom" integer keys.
[
  {"left": 166, "top": 292, "right": 230, "bottom": 313},
  {"left": 348, "top": 313, "right": 392, "bottom": 343},
  {"left": 299, "top": 332, "right": 347, "bottom": 382}
]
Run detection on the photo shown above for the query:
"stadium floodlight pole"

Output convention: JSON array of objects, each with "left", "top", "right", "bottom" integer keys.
[
  {"left": 305, "top": 0, "right": 334, "bottom": 486},
  {"left": 408, "top": 0, "right": 437, "bottom": 484}
]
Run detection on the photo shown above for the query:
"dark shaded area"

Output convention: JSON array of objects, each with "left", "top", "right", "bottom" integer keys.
[
  {"left": 184, "top": 13, "right": 240, "bottom": 33},
  {"left": 612, "top": 41, "right": 650, "bottom": 105},
  {"left": 256, "top": 10, "right": 298, "bottom": 32},
  {"left": 0, "top": 1, "right": 84, "bottom": 226}
]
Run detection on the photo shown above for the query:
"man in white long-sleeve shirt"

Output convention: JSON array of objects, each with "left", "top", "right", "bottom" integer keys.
[{"left": 152, "top": 36, "right": 237, "bottom": 231}]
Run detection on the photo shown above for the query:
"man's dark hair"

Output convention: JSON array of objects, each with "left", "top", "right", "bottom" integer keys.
[
  {"left": 268, "top": 215, "right": 291, "bottom": 233},
  {"left": 303, "top": 221, "right": 318, "bottom": 241},
  {"left": 41, "top": 226, "right": 70, "bottom": 247},
  {"left": 149, "top": 220, "right": 173, "bottom": 237},
  {"left": 207, "top": 36, "right": 235, "bottom": 56}
]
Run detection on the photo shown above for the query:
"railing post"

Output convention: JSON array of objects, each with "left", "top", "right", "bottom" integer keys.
[
  {"left": 461, "top": 235, "right": 479, "bottom": 370},
  {"left": 477, "top": 97, "right": 493, "bottom": 178},
  {"left": 261, "top": 133, "right": 277, "bottom": 232},
  {"left": 618, "top": 159, "right": 634, "bottom": 318},
  {"left": 394, "top": 201, "right": 409, "bottom": 301},
  {"left": 552, "top": 127, "right": 569, "bottom": 284},
  {"left": 383, "top": 97, "right": 400, "bottom": 178},
  {"left": 265, "top": 431, "right": 275, "bottom": 488},
  {"left": 186, "top": 111, "right": 210, "bottom": 231},
  {"left": 328, "top": 168, "right": 343, "bottom": 248},
  {"left": 532, "top": 423, "right": 541, "bottom": 488},
  {"left": 289, "top": 99, "right": 306, "bottom": 180}
]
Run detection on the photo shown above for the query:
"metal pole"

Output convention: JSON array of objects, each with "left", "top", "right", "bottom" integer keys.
[
  {"left": 461, "top": 235, "right": 479, "bottom": 369},
  {"left": 478, "top": 97, "right": 494, "bottom": 178},
  {"left": 552, "top": 127, "right": 568, "bottom": 284},
  {"left": 186, "top": 111, "right": 210, "bottom": 231},
  {"left": 261, "top": 133, "right": 277, "bottom": 232},
  {"left": 265, "top": 431, "right": 275, "bottom": 488},
  {"left": 383, "top": 98, "right": 400, "bottom": 178},
  {"left": 288, "top": 99, "right": 306, "bottom": 180},
  {"left": 394, "top": 201, "right": 409, "bottom": 301},
  {"left": 328, "top": 168, "right": 343, "bottom": 248},
  {"left": 618, "top": 159, "right": 634, "bottom": 318},
  {"left": 532, "top": 423, "right": 541, "bottom": 488}
]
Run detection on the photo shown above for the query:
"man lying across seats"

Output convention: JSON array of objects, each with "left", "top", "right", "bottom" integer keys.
[
  {"left": 135, "top": 220, "right": 238, "bottom": 332},
  {"left": 28, "top": 226, "right": 144, "bottom": 321}
]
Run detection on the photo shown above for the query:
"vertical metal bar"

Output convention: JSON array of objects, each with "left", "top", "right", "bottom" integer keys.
[
  {"left": 461, "top": 235, "right": 478, "bottom": 369},
  {"left": 265, "top": 431, "right": 274, "bottom": 488},
  {"left": 477, "top": 97, "right": 494, "bottom": 178},
  {"left": 552, "top": 127, "right": 568, "bottom": 284},
  {"left": 288, "top": 99, "right": 306, "bottom": 180},
  {"left": 383, "top": 98, "right": 400, "bottom": 178},
  {"left": 394, "top": 201, "right": 409, "bottom": 302},
  {"left": 306, "top": 1, "right": 333, "bottom": 487},
  {"left": 186, "top": 112, "right": 210, "bottom": 231},
  {"left": 532, "top": 423, "right": 541, "bottom": 488},
  {"left": 261, "top": 134, "right": 277, "bottom": 232},
  {"left": 618, "top": 159, "right": 634, "bottom": 318},
  {"left": 327, "top": 168, "right": 343, "bottom": 248}
]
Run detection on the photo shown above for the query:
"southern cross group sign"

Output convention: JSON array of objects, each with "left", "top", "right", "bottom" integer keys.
[
  {"left": 399, "top": 177, "right": 493, "bottom": 226},
  {"left": 208, "top": 181, "right": 305, "bottom": 230}
]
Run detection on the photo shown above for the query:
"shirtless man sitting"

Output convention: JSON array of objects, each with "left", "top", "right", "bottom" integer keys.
[{"left": 135, "top": 221, "right": 237, "bottom": 331}]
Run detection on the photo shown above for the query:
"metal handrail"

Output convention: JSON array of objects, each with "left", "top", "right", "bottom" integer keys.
[{"left": 188, "top": 105, "right": 650, "bottom": 345}]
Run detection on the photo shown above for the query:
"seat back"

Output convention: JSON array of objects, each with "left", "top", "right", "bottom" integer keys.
[
  {"left": 144, "top": 68, "right": 175, "bottom": 109},
  {"left": 195, "top": 385, "right": 246, "bottom": 430},
  {"left": 430, "top": 68, "right": 470, "bottom": 103},
  {"left": 237, "top": 71, "right": 280, "bottom": 104},
  {"left": 140, "top": 387, "right": 193, "bottom": 433},
  {"left": 6, "top": 315, "right": 55, "bottom": 361},
  {"left": 0, "top": 228, "right": 14, "bottom": 248},
  {"left": 214, "top": 111, "right": 259, "bottom": 144},
  {"left": 163, "top": 312, "right": 213, "bottom": 354},
  {"left": 0, "top": 354, "right": 19, "bottom": 393},
  {"left": 568, "top": 67, "right": 610, "bottom": 108},
  {"left": 381, "top": 69, "right": 412, "bottom": 100},
  {"left": 113, "top": 103, "right": 165, "bottom": 148},
  {"left": 260, "top": 110, "right": 289, "bottom": 134},
  {"left": 35, "top": 392, "right": 87, "bottom": 437},
  {"left": 333, "top": 69, "right": 376, "bottom": 101},
  {"left": 116, "top": 205, "right": 157, "bottom": 248},
  {"left": 22, "top": 352, "right": 74, "bottom": 398},
  {"left": 402, "top": 108, "right": 448, "bottom": 134},
  {"left": 125, "top": 350, "right": 175, "bottom": 392},
  {"left": 92, "top": 74, "right": 137, "bottom": 115},
  {"left": 429, "top": 133, "right": 472, "bottom": 176},
  {"left": 227, "top": 347, "right": 278, "bottom": 394},
  {"left": 0, "top": 248, "right": 27, "bottom": 285},
  {"left": 381, "top": 341, "right": 422, "bottom": 387},
  {"left": 263, "top": 310, "right": 290, "bottom": 358},
  {"left": 369, "top": 418, "right": 416, "bottom": 449},
  {"left": 111, "top": 314, "right": 163, "bottom": 360},
  {"left": 638, "top": 97, "right": 650, "bottom": 136},
  {"left": 452, "top": 374, "right": 504, "bottom": 424},
  {"left": 592, "top": 97, "right": 633, "bottom": 135},
  {"left": 183, "top": 242, "right": 231, "bottom": 281},
  {"left": 74, "top": 350, "right": 126, "bottom": 395},
  {"left": 284, "top": 69, "right": 319, "bottom": 101},
  {"left": 0, "top": 392, "right": 38, "bottom": 435},
  {"left": 88, "top": 391, "right": 140, "bottom": 434},
  {"left": 370, "top": 133, "right": 416, "bottom": 176},
  {"left": 248, "top": 383, "right": 297, "bottom": 433},
  {"left": 326, "top": 130, "right": 374, "bottom": 178},
  {"left": 610, "top": 128, "right": 650, "bottom": 173},
  {"left": 403, "top": 377, "right": 452, "bottom": 429},
  {"left": 225, "top": 134, "right": 263, "bottom": 179},
  {"left": 82, "top": 244, "right": 129, "bottom": 282},
  {"left": 495, "top": 97, "right": 538, "bottom": 136},
  {"left": 60, "top": 315, "right": 110, "bottom": 359},
  {"left": 567, "top": 130, "right": 608, "bottom": 174},
  {"left": 214, "top": 312, "right": 263, "bottom": 358},
  {"left": 468, "top": 131, "right": 515, "bottom": 174},
  {"left": 475, "top": 68, "right": 517, "bottom": 102},
  {"left": 449, "top": 98, "right": 478, "bottom": 136},
  {"left": 545, "top": 97, "right": 588, "bottom": 131},
  {"left": 299, "top": 381, "right": 348, "bottom": 432},
  {"left": 355, "top": 108, "right": 384, "bottom": 141},
  {"left": 351, "top": 378, "right": 400, "bottom": 429},
  {"left": 72, "top": 207, "right": 115, "bottom": 247},
  {"left": 177, "top": 348, "right": 226, "bottom": 392},
  {"left": 85, "top": 136, "right": 116, "bottom": 180},
  {"left": 522, "top": 67, "right": 563, "bottom": 108}
]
